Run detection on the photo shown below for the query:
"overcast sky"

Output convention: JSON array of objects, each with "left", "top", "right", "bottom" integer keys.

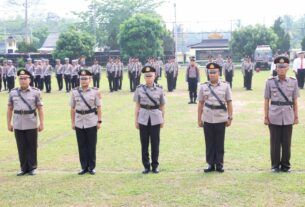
[{"left": 1, "top": 0, "right": 305, "bottom": 31}]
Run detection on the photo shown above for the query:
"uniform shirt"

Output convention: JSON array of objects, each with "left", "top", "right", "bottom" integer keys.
[
  {"left": 292, "top": 57, "right": 305, "bottom": 72},
  {"left": 106, "top": 62, "right": 114, "bottom": 73},
  {"left": 2, "top": 65, "right": 8, "bottom": 77},
  {"left": 55, "top": 64, "right": 63, "bottom": 74},
  {"left": 0, "top": 66, "right": 2, "bottom": 77},
  {"left": 34, "top": 65, "right": 43, "bottom": 76},
  {"left": 8, "top": 87, "right": 43, "bottom": 130},
  {"left": 63, "top": 64, "right": 72, "bottom": 75},
  {"left": 242, "top": 62, "right": 253, "bottom": 72},
  {"left": 71, "top": 65, "right": 79, "bottom": 76},
  {"left": 133, "top": 84, "right": 166, "bottom": 126},
  {"left": 92, "top": 64, "right": 102, "bottom": 75},
  {"left": 43, "top": 65, "right": 53, "bottom": 76},
  {"left": 223, "top": 62, "right": 234, "bottom": 72},
  {"left": 186, "top": 65, "right": 200, "bottom": 82},
  {"left": 198, "top": 80, "right": 232, "bottom": 124},
  {"left": 70, "top": 87, "right": 101, "bottom": 129},
  {"left": 7, "top": 65, "right": 16, "bottom": 77},
  {"left": 264, "top": 76, "right": 299, "bottom": 125},
  {"left": 25, "top": 64, "right": 35, "bottom": 76}
]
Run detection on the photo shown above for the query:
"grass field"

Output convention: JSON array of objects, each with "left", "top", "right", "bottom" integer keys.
[{"left": 1, "top": 67, "right": 305, "bottom": 207}]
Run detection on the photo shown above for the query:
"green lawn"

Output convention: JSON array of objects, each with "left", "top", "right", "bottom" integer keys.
[{"left": 1, "top": 68, "right": 305, "bottom": 207}]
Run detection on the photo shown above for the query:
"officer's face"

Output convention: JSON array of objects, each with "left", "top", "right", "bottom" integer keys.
[
  {"left": 19, "top": 75, "right": 31, "bottom": 88},
  {"left": 276, "top": 64, "right": 288, "bottom": 76},
  {"left": 208, "top": 69, "right": 220, "bottom": 82},
  {"left": 80, "top": 76, "right": 91, "bottom": 87},
  {"left": 144, "top": 73, "right": 155, "bottom": 85}
]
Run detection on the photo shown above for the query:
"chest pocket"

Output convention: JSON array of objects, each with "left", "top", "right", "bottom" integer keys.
[
  {"left": 286, "top": 86, "right": 294, "bottom": 97},
  {"left": 203, "top": 90, "right": 211, "bottom": 101},
  {"left": 271, "top": 88, "right": 278, "bottom": 99}
]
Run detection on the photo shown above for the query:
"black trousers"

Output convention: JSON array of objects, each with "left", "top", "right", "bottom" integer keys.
[
  {"left": 268, "top": 124, "right": 292, "bottom": 169},
  {"left": 64, "top": 75, "right": 72, "bottom": 92},
  {"left": 118, "top": 76, "right": 123, "bottom": 90},
  {"left": 34, "top": 76, "right": 39, "bottom": 88},
  {"left": 188, "top": 78, "right": 198, "bottom": 101},
  {"left": 40, "top": 78, "right": 44, "bottom": 90},
  {"left": 272, "top": 70, "right": 277, "bottom": 77},
  {"left": 245, "top": 70, "right": 253, "bottom": 90},
  {"left": 297, "top": 69, "right": 305, "bottom": 88},
  {"left": 44, "top": 75, "right": 51, "bottom": 92},
  {"left": 14, "top": 129, "right": 38, "bottom": 172},
  {"left": 3, "top": 77, "right": 7, "bottom": 90},
  {"left": 128, "top": 72, "right": 133, "bottom": 91},
  {"left": 139, "top": 120, "right": 161, "bottom": 169},
  {"left": 29, "top": 77, "right": 34, "bottom": 87},
  {"left": 75, "top": 126, "right": 97, "bottom": 170},
  {"left": 173, "top": 76, "right": 177, "bottom": 89},
  {"left": 166, "top": 72, "right": 174, "bottom": 92},
  {"left": 93, "top": 74, "right": 100, "bottom": 88},
  {"left": 203, "top": 122, "right": 226, "bottom": 167},
  {"left": 56, "top": 74, "right": 63, "bottom": 90},
  {"left": 0, "top": 75, "right": 2, "bottom": 91},
  {"left": 225, "top": 70, "right": 233, "bottom": 88},
  {"left": 107, "top": 72, "right": 115, "bottom": 92},
  {"left": 71, "top": 75, "right": 78, "bottom": 89},
  {"left": 7, "top": 76, "right": 15, "bottom": 91}
]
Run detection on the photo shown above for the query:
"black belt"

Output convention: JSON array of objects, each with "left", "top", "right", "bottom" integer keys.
[
  {"left": 76, "top": 108, "right": 97, "bottom": 115},
  {"left": 271, "top": 101, "right": 293, "bottom": 106},
  {"left": 140, "top": 105, "right": 159, "bottom": 110},
  {"left": 14, "top": 110, "right": 36, "bottom": 115},
  {"left": 205, "top": 103, "right": 224, "bottom": 110}
]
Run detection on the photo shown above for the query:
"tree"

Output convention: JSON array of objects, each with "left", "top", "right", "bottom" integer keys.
[
  {"left": 302, "top": 36, "right": 305, "bottom": 51},
  {"left": 17, "top": 41, "right": 37, "bottom": 52},
  {"left": 272, "top": 17, "right": 290, "bottom": 53},
  {"left": 229, "top": 25, "right": 278, "bottom": 60},
  {"left": 74, "top": 0, "right": 163, "bottom": 49},
  {"left": 162, "top": 30, "right": 175, "bottom": 55},
  {"left": 118, "top": 14, "right": 165, "bottom": 62},
  {"left": 53, "top": 27, "right": 95, "bottom": 59}
]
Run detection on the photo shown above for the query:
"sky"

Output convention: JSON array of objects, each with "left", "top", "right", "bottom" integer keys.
[{"left": 1, "top": 0, "right": 305, "bottom": 32}]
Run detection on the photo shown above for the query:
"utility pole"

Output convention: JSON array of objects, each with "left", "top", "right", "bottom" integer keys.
[
  {"left": 24, "top": 0, "right": 30, "bottom": 43},
  {"left": 174, "top": 3, "right": 177, "bottom": 58}
]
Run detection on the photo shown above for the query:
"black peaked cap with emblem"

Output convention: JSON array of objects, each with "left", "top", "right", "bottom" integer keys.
[
  {"left": 78, "top": 69, "right": 92, "bottom": 76},
  {"left": 17, "top": 69, "right": 33, "bottom": 79},
  {"left": 206, "top": 63, "right": 221, "bottom": 70},
  {"left": 141, "top": 66, "right": 156, "bottom": 73},
  {"left": 274, "top": 56, "right": 289, "bottom": 64}
]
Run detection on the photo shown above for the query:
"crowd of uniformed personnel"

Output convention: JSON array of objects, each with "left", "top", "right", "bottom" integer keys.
[{"left": 2, "top": 52, "right": 305, "bottom": 176}]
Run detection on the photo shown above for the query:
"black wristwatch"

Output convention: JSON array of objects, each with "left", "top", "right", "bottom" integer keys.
[
  {"left": 228, "top": 116, "right": 233, "bottom": 121},
  {"left": 98, "top": 120, "right": 102, "bottom": 124}
]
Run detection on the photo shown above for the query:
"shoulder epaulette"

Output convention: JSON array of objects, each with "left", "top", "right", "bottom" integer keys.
[
  {"left": 201, "top": 82, "right": 209, "bottom": 85},
  {"left": 136, "top": 84, "right": 144, "bottom": 88},
  {"left": 11, "top": 88, "right": 18, "bottom": 91},
  {"left": 91, "top": 87, "right": 98, "bottom": 90},
  {"left": 31, "top": 87, "right": 39, "bottom": 91},
  {"left": 268, "top": 76, "right": 275, "bottom": 80},
  {"left": 155, "top": 84, "right": 163, "bottom": 89},
  {"left": 72, "top": 87, "right": 79, "bottom": 91},
  {"left": 289, "top": 76, "right": 296, "bottom": 80}
]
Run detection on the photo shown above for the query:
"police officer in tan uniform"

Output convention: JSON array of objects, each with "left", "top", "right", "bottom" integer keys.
[
  {"left": 264, "top": 56, "right": 299, "bottom": 173},
  {"left": 70, "top": 69, "right": 102, "bottom": 175},
  {"left": 43, "top": 59, "right": 52, "bottom": 93},
  {"left": 223, "top": 56, "right": 235, "bottom": 88},
  {"left": 7, "top": 69, "right": 44, "bottom": 176},
  {"left": 186, "top": 57, "right": 200, "bottom": 104},
  {"left": 7, "top": 60, "right": 17, "bottom": 92},
  {"left": 2, "top": 60, "right": 8, "bottom": 91},
  {"left": 25, "top": 58, "right": 35, "bottom": 87},
  {"left": 55, "top": 59, "right": 64, "bottom": 91},
  {"left": 134, "top": 66, "right": 166, "bottom": 174},
  {"left": 63, "top": 58, "right": 72, "bottom": 92},
  {"left": 198, "top": 63, "right": 233, "bottom": 173},
  {"left": 92, "top": 59, "right": 102, "bottom": 88}
]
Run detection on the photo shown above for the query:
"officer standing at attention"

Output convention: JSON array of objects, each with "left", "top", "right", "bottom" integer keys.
[
  {"left": 63, "top": 58, "right": 72, "bottom": 93},
  {"left": 70, "top": 69, "right": 102, "bottom": 175},
  {"left": 7, "top": 60, "right": 17, "bottom": 92},
  {"left": 92, "top": 59, "right": 102, "bottom": 88},
  {"left": 264, "top": 56, "right": 299, "bottom": 173},
  {"left": 223, "top": 56, "right": 235, "bottom": 88},
  {"left": 0, "top": 63, "right": 2, "bottom": 91},
  {"left": 2, "top": 60, "right": 8, "bottom": 91},
  {"left": 197, "top": 63, "right": 233, "bottom": 173},
  {"left": 7, "top": 69, "right": 44, "bottom": 176},
  {"left": 186, "top": 57, "right": 200, "bottom": 104},
  {"left": 134, "top": 66, "right": 166, "bottom": 174},
  {"left": 43, "top": 59, "right": 52, "bottom": 93},
  {"left": 106, "top": 58, "right": 115, "bottom": 92},
  {"left": 25, "top": 58, "right": 35, "bottom": 87},
  {"left": 55, "top": 59, "right": 64, "bottom": 91},
  {"left": 242, "top": 56, "right": 254, "bottom": 90},
  {"left": 293, "top": 51, "right": 305, "bottom": 89}
]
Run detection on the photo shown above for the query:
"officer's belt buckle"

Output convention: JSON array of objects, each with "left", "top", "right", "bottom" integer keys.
[
  {"left": 211, "top": 105, "right": 216, "bottom": 109},
  {"left": 146, "top": 105, "right": 151, "bottom": 109},
  {"left": 81, "top": 110, "right": 86, "bottom": 115},
  {"left": 20, "top": 110, "right": 25, "bottom": 115}
]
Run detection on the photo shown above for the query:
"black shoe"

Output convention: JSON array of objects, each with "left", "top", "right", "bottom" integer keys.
[
  {"left": 204, "top": 164, "right": 215, "bottom": 173},
  {"left": 88, "top": 169, "right": 96, "bottom": 175},
  {"left": 193, "top": 101, "right": 197, "bottom": 104},
  {"left": 142, "top": 168, "right": 150, "bottom": 174},
  {"left": 17, "top": 171, "right": 27, "bottom": 176},
  {"left": 216, "top": 166, "right": 224, "bottom": 173},
  {"left": 28, "top": 169, "right": 37, "bottom": 176},
  {"left": 188, "top": 101, "right": 193, "bottom": 104},
  {"left": 152, "top": 168, "right": 159, "bottom": 174},
  {"left": 271, "top": 167, "right": 280, "bottom": 173},
  {"left": 281, "top": 167, "right": 291, "bottom": 173},
  {"left": 78, "top": 169, "right": 88, "bottom": 175}
]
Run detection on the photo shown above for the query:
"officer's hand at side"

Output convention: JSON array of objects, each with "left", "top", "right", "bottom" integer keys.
[
  {"left": 264, "top": 117, "right": 270, "bottom": 125},
  {"left": 294, "top": 117, "right": 299, "bottom": 125},
  {"left": 7, "top": 124, "right": 13, "bottom": 132},
  {"left": 97, "top": 123, "right": 101, "bottom": 129},
  {"left": 72, "top": 123, "right": 75, "bottom": 130},
  {"left": 226, "top": 120, "right": 232, "bottom": 127},
  {"left": 135, "top": 122, "right": 139, "bottom": 129},
  {"left": 161, "top": 123, "right": 164, "bottom": 128},
  {"left": 38, "top": 124, "right": 44, "bottom": 132},
  {"left": 198, "top": 120, "right": 203, "bottom": 128}
]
